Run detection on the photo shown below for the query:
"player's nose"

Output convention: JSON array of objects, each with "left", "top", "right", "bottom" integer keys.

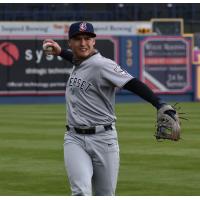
[{"left": 80, "top": 38, "right": 87, "bottom": 46}]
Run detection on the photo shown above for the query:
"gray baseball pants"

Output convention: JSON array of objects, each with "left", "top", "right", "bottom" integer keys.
[{"left": 63, "top": 124, "right": 120, "bottom": 196}]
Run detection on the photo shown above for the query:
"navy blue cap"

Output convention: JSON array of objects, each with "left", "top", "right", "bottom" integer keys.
[{"left": 68, "top": 22, "right": 96, "bottom": 39}]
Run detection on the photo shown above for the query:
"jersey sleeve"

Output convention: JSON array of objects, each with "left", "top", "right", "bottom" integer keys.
[{"left": 100, "top": 59, "right": 134, "bottom": 88}]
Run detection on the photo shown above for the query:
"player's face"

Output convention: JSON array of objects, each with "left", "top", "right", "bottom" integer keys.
[{"left": 68, "top": 34, "right": 96, "bottom": 59}]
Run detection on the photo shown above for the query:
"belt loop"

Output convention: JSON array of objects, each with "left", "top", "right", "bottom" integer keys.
[{"left": 104, "top": 124, "right": 113, "bottom": 131}]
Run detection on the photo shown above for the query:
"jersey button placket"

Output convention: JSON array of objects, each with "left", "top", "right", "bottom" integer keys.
[{"left": 70, "top": 89, "right": 77, "bottom": 115}]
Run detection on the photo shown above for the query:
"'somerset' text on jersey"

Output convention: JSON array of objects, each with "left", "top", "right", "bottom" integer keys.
[{"left": 65, "top": 53, "right": 133, "bottom": 127}]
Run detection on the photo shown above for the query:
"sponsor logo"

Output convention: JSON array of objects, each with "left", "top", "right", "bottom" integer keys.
[
  {"left": 0, "top": 42, "right": 19, "bottom": 67},
  {"left": 53, "top": 24, "right": 69, "bottom": 34}
]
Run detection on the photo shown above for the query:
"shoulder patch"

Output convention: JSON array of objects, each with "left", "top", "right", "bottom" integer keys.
[{"left": 113, "top": 64, "right": 129, "bottom": 75}]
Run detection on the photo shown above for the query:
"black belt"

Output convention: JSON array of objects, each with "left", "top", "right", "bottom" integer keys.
[{"left": 66, "top": 124, "right": 112, "bottom": 134}]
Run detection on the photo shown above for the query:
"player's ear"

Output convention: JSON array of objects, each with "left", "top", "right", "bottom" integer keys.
[{"left": 93, "top": 38, "right": 96, "bottom": 46}]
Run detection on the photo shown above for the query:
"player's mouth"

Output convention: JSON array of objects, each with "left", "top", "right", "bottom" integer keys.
[{"left": 79, "top": 48, "right": 88, "bottom": 52}]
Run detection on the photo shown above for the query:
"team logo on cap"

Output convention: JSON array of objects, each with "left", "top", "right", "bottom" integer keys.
[{"left": 79, "top": 22, "right": 87, "bottom": 32}]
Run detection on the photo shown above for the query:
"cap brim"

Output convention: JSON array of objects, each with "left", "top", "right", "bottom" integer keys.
[{"left": 70, "top": 32, "right": 96, "bottom": 39}]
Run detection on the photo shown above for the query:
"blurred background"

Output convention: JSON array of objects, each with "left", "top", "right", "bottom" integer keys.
[
  {"left": 0, "top": 3, "right": 200, "bottom": 104},
  {"left": 0, "top": 3, "right": 200, "bottom": 28}
]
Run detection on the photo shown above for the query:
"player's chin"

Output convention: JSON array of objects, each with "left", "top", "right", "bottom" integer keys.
[{"left": 77, "top": 51, "right": 91, "bottom": 59}]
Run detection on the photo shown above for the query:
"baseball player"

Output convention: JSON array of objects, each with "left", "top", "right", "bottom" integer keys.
[{"left": 43, "top": 22, "right": 178, "bottom": 196}]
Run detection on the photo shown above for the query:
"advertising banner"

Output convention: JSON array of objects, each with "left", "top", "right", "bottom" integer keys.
[
  {"left": 0, "top": 36, "right": 118, "bottom": 95},
  {"left": 140, "top": 36, "right": 192, "bottom": 94},
  {"left": 0, "top": 21, "right": 152, "bottom": 36}
]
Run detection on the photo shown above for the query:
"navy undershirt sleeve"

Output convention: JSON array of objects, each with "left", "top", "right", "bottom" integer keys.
[
  {"left": 59, "top": 49, "right": 73, "bottom": 63},
  {"left": 123, "top": 78, "right": 166, "bottom": 109}
]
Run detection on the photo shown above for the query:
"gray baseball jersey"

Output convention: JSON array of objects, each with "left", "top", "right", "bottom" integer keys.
[
  {"left": 65, "top": 52, "right": 133, "bottom": 127},
  {"left": 64, "top": 52, "right": 133, "bottom": 196}
]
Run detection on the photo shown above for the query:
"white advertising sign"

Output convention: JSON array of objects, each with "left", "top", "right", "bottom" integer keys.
[{"left": 0, "top": 21, "right": 152, "bottom": 36}]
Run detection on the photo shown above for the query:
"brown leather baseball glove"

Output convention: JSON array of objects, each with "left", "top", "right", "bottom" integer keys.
[{"left": 155, "top": 104, "right": 182, "bottom": 141}]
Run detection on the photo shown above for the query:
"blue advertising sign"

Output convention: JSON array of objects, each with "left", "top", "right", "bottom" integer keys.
[{"left": 140, "top": 36, "right": 192, "bottom": 94}]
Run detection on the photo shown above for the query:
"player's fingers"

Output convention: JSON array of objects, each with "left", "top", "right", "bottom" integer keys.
[
  {"left": 43, "top": 42, "right": 56, "bottom": 49},
  {"left": 43, "top": 39, "right": 55, "bottom": 44},
  {"left": 44, "top": 40, "right": 60, "bottom": 50}
]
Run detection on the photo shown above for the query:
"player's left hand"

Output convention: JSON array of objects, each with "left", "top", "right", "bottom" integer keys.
[{"left": 155, "top": 104, "right": 184, "bottom": 141}]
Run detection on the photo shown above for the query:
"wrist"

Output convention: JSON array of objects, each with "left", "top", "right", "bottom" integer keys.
[{"left": 156, "top": 100, "right": 167, "bottom": 110}]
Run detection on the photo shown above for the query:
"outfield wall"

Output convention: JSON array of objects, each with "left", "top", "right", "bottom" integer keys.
[{"left": 0, "top": 21, "right": 199, "bottom": 103}]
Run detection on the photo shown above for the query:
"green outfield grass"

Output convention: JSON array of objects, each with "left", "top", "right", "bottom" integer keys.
[{"left": 0, "top": 102, "right": 199, "bottom": 195}]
